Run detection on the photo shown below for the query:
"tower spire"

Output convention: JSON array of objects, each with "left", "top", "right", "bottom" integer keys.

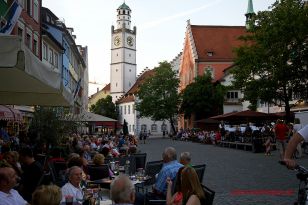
[
  {"left": 246, "top": 0, "right": 254, "bottom": 15},
  {"left": 245, "top": 0, "right": 255, "bottom": 30}
]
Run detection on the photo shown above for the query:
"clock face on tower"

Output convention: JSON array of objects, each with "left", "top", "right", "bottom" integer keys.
[
  {"left": 127, "top": 36, "right": 134, "bottom": 47},
  {"left": 114, "top": 36, "right": 121, "bottom": 46}
]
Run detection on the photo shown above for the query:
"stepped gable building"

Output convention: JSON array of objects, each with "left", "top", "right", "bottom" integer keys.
[{"left": 178, "top": 20, "right": 246, "bottom": 129}]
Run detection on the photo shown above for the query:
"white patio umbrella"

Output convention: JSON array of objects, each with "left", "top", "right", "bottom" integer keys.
[{"left": 0, "top": 35, "right": 73, "bottom": 106}]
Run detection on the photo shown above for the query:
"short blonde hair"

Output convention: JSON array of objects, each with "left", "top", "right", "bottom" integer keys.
[
  {"left": 32, "top": 185, "right": 62, "bottom": 205},
  {"left": 93, "top": 153, "right": 105, "bottom": 166}
]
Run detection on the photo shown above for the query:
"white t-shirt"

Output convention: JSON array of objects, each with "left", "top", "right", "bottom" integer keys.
[
  {"left": 61, "top": 182, "right": 84, "bottom": 203},
  {"left": 298, "top": 125, "right": 308, "bottom": 141},
  {"left": 0, "top": 189, "right": 27, "bottom": 205},
  {"left": 293, "top": 124, "right": 303, "bottom": 133}
]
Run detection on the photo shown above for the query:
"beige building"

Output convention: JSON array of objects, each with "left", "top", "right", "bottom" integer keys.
[{"left": 88, "top": 84, "right": 110, "bottom": 110}]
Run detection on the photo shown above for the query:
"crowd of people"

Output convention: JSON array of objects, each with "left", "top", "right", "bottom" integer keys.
[{"left": 173, "top": 119, "right": 308, "bottom": 160}]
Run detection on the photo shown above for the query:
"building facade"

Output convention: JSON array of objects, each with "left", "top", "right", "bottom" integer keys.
[
  {"left": 117, "top": 69, "right": 171, "bottom": 136},
  {"left": 88, "top": 83, "right": 111, "bottom": 110},
  {"left": 41, "top": 7, "right": 87, "bottom": 113},
  {"left": 110, "top": 3, "right": 137, "bottom": 102},
  {"left": 178, "top": 20, "right": 246, "bottom": 129}
]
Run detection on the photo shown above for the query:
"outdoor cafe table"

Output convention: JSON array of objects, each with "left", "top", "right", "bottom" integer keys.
[
  {"left": 87, "top": 175, "right": 151, "bottom": 190},
  {"left": 60, "top": 188, "right": 112, "bottom": 205}
]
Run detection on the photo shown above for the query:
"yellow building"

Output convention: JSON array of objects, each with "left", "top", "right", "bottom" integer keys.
[{"left": 88, "top": 83, "right": 110, "bottom": 110}]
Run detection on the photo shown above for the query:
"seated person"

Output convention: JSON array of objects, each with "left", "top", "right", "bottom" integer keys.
[
  {"left": 110, "top": 175, "right": 135, "bottom": 205},
  {"left": 166, "top": 166, "right": 185, "bottom": 205},
  {"left": 32, "top": 185, "right": 61, "bottom": 205},
  {"left": 2, "top": 151, "right": 22, "bottom": 177},
  {"left": 92, "top": 153, "right": 113, "bottom": 177},
  {"left": 179, "top": 152, "right": 191, "bottom": 166},
  {"left": 148, "top": 147, "right": 183, "bottom": 201},
  {"left": 0, "top": 167, "right": 28, "bottom": 205},
  {"left": 19, "top": 147, "right": 43, "bottom": 202},
  {"left": 180, "top": 166, "right": 205, "bottom": 205},
  {"left": 61, "top": 166, "right": 84, "bottom": 203}
]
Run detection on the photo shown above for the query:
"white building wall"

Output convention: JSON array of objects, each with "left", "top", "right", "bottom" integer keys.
[
  {"left": 223, "top": 105, "right": 243, "bottom": 114},
  {"left": 137, "top": 117, "right": 171, "bottom": 136},
  {"left": 295, "top": 111, "right": 308, "bottom": 126},
  {"left": 118, "top": 101, "right": 136, "bottom": 135}
]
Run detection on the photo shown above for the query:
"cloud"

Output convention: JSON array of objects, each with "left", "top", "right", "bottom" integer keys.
[{"left": 140, "top": 0, "right": 223, "bottom": 29}]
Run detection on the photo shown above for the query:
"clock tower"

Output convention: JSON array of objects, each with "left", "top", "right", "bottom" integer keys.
[{"left": 110, "top": 2, "right": 137, "bottom": 102}]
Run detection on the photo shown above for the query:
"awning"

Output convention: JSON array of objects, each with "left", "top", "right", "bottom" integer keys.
[
  {"left": 0, "top": 105, "right": 23, "bottom": 121},
  {"left": 77, "top": 111, "right": 117, "bottom": 122},
  {"left": 0, "top": 35, "right": 73, "bottom": 106},
  {"left": 95, "top": 121, "right": 122, "bottom": 129}
]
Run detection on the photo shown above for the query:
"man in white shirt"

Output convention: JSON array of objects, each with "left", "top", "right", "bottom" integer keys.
[
  {"left": 284, "top": 125, "right": 308, "bottom": 168},
  {"left": 0, "top": 167, "right": 28, "bottom": 205},
  {"left": 61, "top": 166, "right": 84, "bottom": 203}
]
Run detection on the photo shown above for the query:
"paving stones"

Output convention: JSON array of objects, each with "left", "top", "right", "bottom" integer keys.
[{"left": 138, "top": 137, "right": 308, "bottom": 205}]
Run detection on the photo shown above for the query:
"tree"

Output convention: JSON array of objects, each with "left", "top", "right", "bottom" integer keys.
[
  {"left": 180, "top": 71, "right": 226, "bottom": 119},
  {"left": 136, "top": 61, "right": 180, "bottom": 134},
  {"left": 90, "top": 95, "right": 117, "bottom": 119},
  {"left": 232, "top": 0, "right": 308, "bottom": 122},
  {"left": 28, "top": 106, "right": 79, "bottom": 147}
]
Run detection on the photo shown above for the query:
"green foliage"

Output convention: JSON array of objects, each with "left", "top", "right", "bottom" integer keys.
[
  {"left": 28, "top": 107, "right": 79, "bottom": 146},
  {"left": 136, "top": 61, "right": 180, "bottom": 133},
  {"left": 180, "top": 71, "right": 226, "bottom": 119},
  {"left": 90, "top": 95, "right": 117, "bottom": 119},
  {"left": 232, "top": 0, "right": 308, "bottom": 122}
]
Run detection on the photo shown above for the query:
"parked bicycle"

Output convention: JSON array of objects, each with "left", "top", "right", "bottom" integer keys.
[{"left": 280, "top": 161, "right": 308, "bottom": 205}]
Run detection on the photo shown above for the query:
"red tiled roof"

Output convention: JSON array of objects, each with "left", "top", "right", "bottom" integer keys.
[
  {"left": 116, "top": 94, "right": 135, "bottom": 104},
  {"left": 102, "top": 83, "right": 110, "bottom": 91},
  {"left": 191, "top": 25, "right": 246, "bottom": 61},
  {"left": 116, "top": 69, "right": 155, "bottom": 104},
  {"left": 127, "top": 69, "right": 155, "bottom": 94}
]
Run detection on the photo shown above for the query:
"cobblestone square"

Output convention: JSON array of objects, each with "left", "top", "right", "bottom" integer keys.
[{"left": 139, "top": 137, "right": 308, "bottom": 205}]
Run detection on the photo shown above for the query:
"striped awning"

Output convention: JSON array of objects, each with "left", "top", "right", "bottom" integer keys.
[{"left": 0, "top": 105, "right": 22, "bottom": 121}]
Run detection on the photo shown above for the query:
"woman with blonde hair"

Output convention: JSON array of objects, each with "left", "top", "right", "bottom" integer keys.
[
  {"left": 32, "top": 185, "right": 62, "bottom": 205},
  {"left": 181, "top": 166, "right": 205, "bottom": 205},
  {"left": 92, "top": 153, "right": 105, "bottom": 166}
]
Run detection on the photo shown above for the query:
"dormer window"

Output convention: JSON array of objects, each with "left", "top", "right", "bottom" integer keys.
[{"left": 207, "top": 51, "right": 214, "bottom": 56}]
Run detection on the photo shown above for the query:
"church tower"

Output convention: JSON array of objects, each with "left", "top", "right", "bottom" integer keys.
[
  {"left": 245, "top": 0, "right": 255, "bottom": 30},
  {"left": 110, "top": 3, "right": 137, "bottom": 102}
]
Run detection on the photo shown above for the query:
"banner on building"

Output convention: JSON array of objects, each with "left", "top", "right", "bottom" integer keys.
[
  {"left": 73, "top": 78, "right": 82, "bottom": 99},
  {"left": 0, "top": 1, "right": 22, "bottom": 34}
]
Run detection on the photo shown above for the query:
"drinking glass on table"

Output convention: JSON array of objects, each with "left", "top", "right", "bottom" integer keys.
[
  {"left": 137, "top": 168, "right": 145, "bottom": 180},
  {"left": 65, "top": 195, "right": 73, "bottom": 205}
]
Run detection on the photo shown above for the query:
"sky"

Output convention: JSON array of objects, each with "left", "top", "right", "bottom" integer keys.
[{"left": 42, "top": 0, "right": 276, "bottom": 96}]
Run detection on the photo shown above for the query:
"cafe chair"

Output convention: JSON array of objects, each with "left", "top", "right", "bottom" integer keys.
[
  {"left": 87, "top": 164, "right": 110, "bottom": 181},
  {"left": 132, "top": 153, "right": 147, "bottom": 170},
  {"left": 135, "top": 160, "right": 163, "bottom": 193},
  {"left": 192, "top": 164, "right": 206, "bottom": 183},
  {"left": 201, "top": 184, "right": 215, "bottom": 205},
  {"left": 48, "top": 161, "right": 67, "bottom": 186}
]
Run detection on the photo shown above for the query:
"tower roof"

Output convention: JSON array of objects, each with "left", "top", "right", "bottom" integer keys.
[
  {"left": 118, "top": 2, "right": 131, "bottom": 11},
  {"left": 246, "top": 0, "right": 254, "bottom": 15}
]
